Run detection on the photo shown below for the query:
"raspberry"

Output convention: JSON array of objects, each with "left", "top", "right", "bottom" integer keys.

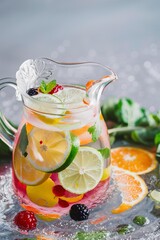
[
  {"left": 27, "top": 88, "right": 38, "bottom": 96},
  {"left": 49, "top": 84, "right": 63, "bottom": 94},
  {"left": 52, "top": 185, "right": 66, "bottom": 197},
  {"left": 58, "top": 199, "right": 69, "bottom": 208},
  {"left": 14, "top": 210, "right": 37, "bottom": 231},
  {"left": 69, "top": 204, "right": 90, "bottom": 221},
  {"left": 57, "top": 84, "right": 63, "bottom": 90}
]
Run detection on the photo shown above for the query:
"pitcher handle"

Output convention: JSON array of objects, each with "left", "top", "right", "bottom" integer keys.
[{"left": 0, "top": 78, "right": 18, "bottom": 150}]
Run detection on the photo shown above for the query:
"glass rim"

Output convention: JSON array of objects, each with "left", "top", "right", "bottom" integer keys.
[{"left": 18, "top": 58, "right": 117, "bottom": 107}]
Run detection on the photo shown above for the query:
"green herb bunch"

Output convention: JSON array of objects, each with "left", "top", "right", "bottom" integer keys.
[{"left": 101, "top": 97, "right": 160, "bottom": 161}]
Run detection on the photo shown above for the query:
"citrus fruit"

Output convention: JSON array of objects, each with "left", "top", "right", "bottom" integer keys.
[
  {"left": 71, "top": 124, "right": 92, "bottom": 145},
  {"left": 20, "top": 204, "right": 60, "bottom": 219},
  {"left": 149, "top": 189, "right": 160, "bottom": 202},
  {"left": 55, "top": 86, "right": 86, "bottom": 105},
  {"left": 13, "top": 146, "right": 50, "bottom": 186},
  {"left": 60, "top": 193, "right": 84, "bottom": 203},
  {"left": 101, "top": 166, "right": 111, "bottom": 181},
  {"left": 26, "top": 126, "right": 79, "bottom": 172},
  {"left": 32, "top": 93, "right": 65, "bottom": 114},
  {"left": 112, "top": 167, "right": 148, "bottom": 214},
  {"left": 86, "top": 80, "right": 95, "bottom": 91},
  {"left": 26, "top": 122, "right": 33, "bottom": 134},
  {"left": 26, "top": 178, "right": 58, "bottom": 207},
  {"left": 111, "top": 147, "right": 157, "bottom": 175},
  {"left": 58, "top": 147, "right": 103, "bottom": 194},
  {"left": 34, "top": 93, "right": 63, "bottom": 103}
]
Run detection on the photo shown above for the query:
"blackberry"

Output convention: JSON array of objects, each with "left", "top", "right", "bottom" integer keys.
[
  {"left": 27, "top": 88, "right": 38, "bottom": 96},
  {"left": 69, "top": 204, "right": 89, "bottom": 221}
]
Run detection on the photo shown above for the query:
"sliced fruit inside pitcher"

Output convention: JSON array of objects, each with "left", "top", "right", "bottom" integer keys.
[
  {"left": 58, "top": 147, "right": 104, "bottom": 194},
  {"left": 26, "top": 127, "right": 79, "bottom": 172},
  {"left": 54, "top": 86, "right": 86, "bottom": 105},
  {"left": 26, "top": 178, "right": 58, "bottom": 207},
  {"left": 13, "top": 146, "right": 50, "bottom": 186}
]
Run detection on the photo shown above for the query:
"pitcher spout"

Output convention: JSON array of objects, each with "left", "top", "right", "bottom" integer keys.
[{"left": 86, "top": 71, "right": 118, "bottom": 104}]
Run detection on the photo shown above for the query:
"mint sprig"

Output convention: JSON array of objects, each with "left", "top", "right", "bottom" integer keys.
[
  {"left": 88, "top": 123, "right": 101, "bottom": 142},
  {"left": 19, "top": 124, "right": 28, "bottom": 156},
  {"left": 40, "top": 80, "right": 56, "bottom": 93},
  {"left": 98, "top": 147, "right": 110, "bottom": 159}
]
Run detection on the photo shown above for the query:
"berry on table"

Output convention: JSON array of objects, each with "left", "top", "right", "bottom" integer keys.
[
  {"left": 27, "top": 88, "right": 38, "bottom": 96},
  {"left": 14, "top": 210, "right": 37, "bottom": 231},
  {"left": 69, "top": 204, "right": 90, "bottom": 221}
]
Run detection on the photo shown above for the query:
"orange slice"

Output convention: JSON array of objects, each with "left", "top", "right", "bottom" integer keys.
[
  {"left": 60, "top": 193, "right": 84, "bottom": 203},
  {"left": 26, "top": 122, "right": 33, "bottom": 134},
  {"left": 86, "top": 79, "right": 95, "bottom": 91},
  {"left": 71, "top": 124, "right": 90, "bottom": 136},
  {"left": 20, "top": 204, "right": 60, "bottom": 219},
  {"left": 112, "top": 167, "right": 148, "bottom": 214},
  {"left": 13, "top": 146, "right": 50, "bottom": 186},
  {"left": 71, "top": 122, "right": 93, "bottom": 145},
  {"left": 111, "top": 147, "right": 157, "bottom": 175}
]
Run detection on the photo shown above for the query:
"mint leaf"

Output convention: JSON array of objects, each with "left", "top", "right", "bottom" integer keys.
[
  {"left": 116, "top": 224, "right": 134, "bottom": 235},
  {"left": 46, "top": 80, "right": 56, "bottom": 93},
  {"left": 133, "top": 215, "right": 147, "bottom": 226},
  {"left": 115, "top": 98, "right": 145, "bottom": 126},
  {"left": 98, "top": 148, "right": 110, "bottom": 159},
  {"left": 74, "top": 231, "right": 108, "bottom": 240},
  {"left": 40, "top": 80, "right": 57, "bottom": 93},
  {"left": 155, "top": 133, "right": 160, "bottom": 145},
  {"left": 88, "top": 123, "right": 101, "bottom": 142},
  {"left": 40, "top": 80, "right": 47, "bottom": 93},
  {"left": 19, "top": 124, "right": 28, "bottom": 156}
]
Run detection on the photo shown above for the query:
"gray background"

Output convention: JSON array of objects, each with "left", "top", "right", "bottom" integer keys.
[{"left": 0, "top": 0, "right": 160, "bottom": 124}]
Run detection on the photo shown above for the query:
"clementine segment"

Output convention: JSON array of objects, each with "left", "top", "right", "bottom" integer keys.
[
  {"left": 111, "top": 147, "right": 157, "bottom": 175},
  {"left": 86, "top": 79, "right": 95, "bottom": 91},
  {"left": 112, "top": 167, "right": 148, "bottom": 214}
]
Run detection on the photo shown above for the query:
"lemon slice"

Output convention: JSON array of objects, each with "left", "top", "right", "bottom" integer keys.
[
  {"left": 26, "top": 127, "right": 79, "bottom": 172},
  {"left": 26, "top": 178, "right": 58, "bottom": 207},
  {"left": 101, "top": 166, "right": 111, "bottom": 181},
  {"left": 13, "top": 146, "right": 50, "bottom": 186},
  {"left": 58, "top": 147, "right": 104, "bottom": 194}
]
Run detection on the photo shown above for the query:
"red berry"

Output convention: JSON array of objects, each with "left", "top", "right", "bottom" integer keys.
[
  {"left": 57, "top": 84, "right": 63, "bottom": 90},
  {"left": 58, "top": 199, "right": 69, "bottom": 208},
  {"left": 14, "top": 210, "right": 37, "bottom": 231},
  {"left": 52, "top": 185, "right": 66, "bottom": 197},
  {"left": 49, "top": 84, "right": 63, "bottom": 94}
]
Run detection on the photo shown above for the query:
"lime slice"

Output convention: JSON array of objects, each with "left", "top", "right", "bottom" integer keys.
[
  {"left": 55, "top": 87, "right": 86, "bottom": 105},
  {"left": 58, "top": 147, "right": 104, "bottom": 194},
  {"left": 32, "top": 93, "right": 65, "bottom": 115},
  {"left": 26, "top": 127, "right": 79, "bottom": 172},
  {"left": 26, "top": 178, "right": 58, "bottom": 207},
  {"left": 149, "top": 189, "right": 160, "bottom": 202},
  {"left": 13, "top": 146, "right": 50, "bottom": 186},
  {"left": 34, "top": 93, "right": 62, "bottom": 103}
]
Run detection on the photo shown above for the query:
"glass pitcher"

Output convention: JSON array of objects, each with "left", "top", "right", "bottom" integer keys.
[{"left": 0, "top": 58, "right": 117, "bottom": 219}]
